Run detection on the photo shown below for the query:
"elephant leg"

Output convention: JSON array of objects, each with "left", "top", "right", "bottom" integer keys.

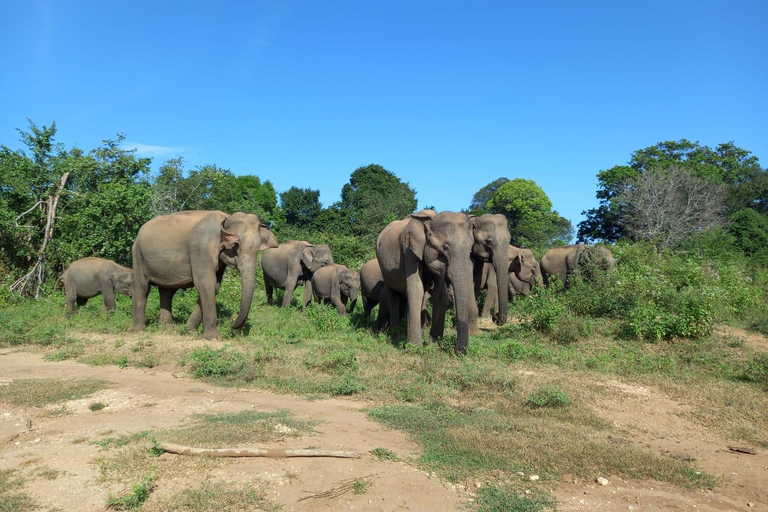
[
  {"left": 430, "top": 281, "right": 448, "bottom": 341},
  {"left": 301, "top": 280, "right": 313, "bottom": 313},
  {"left": 282, "top": 272, "right": 300, "bottom": 308},
  {"left": 482, "top": 270, "right": 498, "bottom": 321},
  {"left": 65, "top": 287, "right": 77, "bottom": 314},
  {"left": 158, "top": 287, "right": 177, "bottom": 326},
  {"left": 332, "top": 291, "right": 347, "bottom": 316},
  {"left": 187, "top": 299, "right": 203, "bottom": 331},
  {"left": 101, "top": 278, "right": 117, "bottom": 312},
  {"left": 193, "top": 269, "right": 219, "bottom": 340},
  {"left": 265, "top": 283, "right": 274, "bottom": 305},
  {"left": 405, "top": 261, "right": 425, "bottom": 346},
  {"left": 132, "top": 271, "right": 150, "bottom": 332}
]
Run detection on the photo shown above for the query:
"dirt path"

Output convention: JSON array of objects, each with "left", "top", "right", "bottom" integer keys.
[
  {"left": 2, "top": 350, "right": 766, "bottom": 512},
  {"left": 0, "top": 351, "right": 466, "bottom": 512}
]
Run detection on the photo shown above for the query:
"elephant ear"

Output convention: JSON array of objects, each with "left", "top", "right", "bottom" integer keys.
[
  {"left": 404, "top": 212, "right": 432, "bottom": 261},
  {"left": 301, "top": 245, "right": 315, "bottom": 269},
  {"left": 219, "top": 222, "right": 241, "bottom": 267}
]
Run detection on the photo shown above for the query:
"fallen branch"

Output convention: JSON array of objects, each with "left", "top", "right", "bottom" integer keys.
[
  {"left": 157, "top": 442, "right": 361, "bottom": 458},
  {"left": 727, "top": 446, "right": 757, "bottom": 455}
]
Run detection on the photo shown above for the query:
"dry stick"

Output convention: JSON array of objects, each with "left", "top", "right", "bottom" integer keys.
[
  {"left": 158, "top": 442, "right": 361, "bottom": 459},
  {"left": 299, "top": 473, "right": 380, "bottom": 501}
]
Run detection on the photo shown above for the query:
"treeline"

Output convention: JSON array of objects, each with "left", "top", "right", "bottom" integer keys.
[{"left": 1, "top": 120, "right": 767, "bottom": 297}]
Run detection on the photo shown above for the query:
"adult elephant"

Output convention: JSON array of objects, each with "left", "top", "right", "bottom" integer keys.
[
  {"left": 376, "top": 210, "right": 475, "bottom": 354},
  {"left": 304, "top": 263, "right": 360, "bottom": 315},
  {"left": 478, "top": 245, "right": 541, "bottom": 317},
  {"left": 261, "top": 241, "right": 334, "bottom": 308},
  {"left": 470, "top": 214, "right": 511, "bottom": 325},
  {"left": 60, "top": 257, "right": 133, "bottom": 314},
  {"left": 131, "top": 210, "right": 277, "bottom": 340},
  {"left": 540, "top": 244, "right": 615, "bottom": 287}
]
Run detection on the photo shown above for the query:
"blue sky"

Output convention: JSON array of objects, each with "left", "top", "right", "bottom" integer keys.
[{"left": 1, "top": 1, "right": 766, "bottom": 231}]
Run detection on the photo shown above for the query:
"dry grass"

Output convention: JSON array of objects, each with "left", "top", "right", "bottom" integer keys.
[
  {"left": 141, "top": 478, "right": 278, "bottom": 512},
  {"left": 0, "top": 378, "right": 110, "bottom": 407}
]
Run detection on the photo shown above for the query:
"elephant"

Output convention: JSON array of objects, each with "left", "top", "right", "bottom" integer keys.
[
  {"left": 470, "top": 214, "right": 511, "bottom": 325},
  {"left": 376, "top": 210, "right": 475, "bottom": 354},
  {"left": 131, "top": 210, "right": 278, "bottom": 339},
  {"left": 540, "top": 244, "right": 616, "bottom": 287},
  {"left": 478, "top": 245, "right": 541, "bottom": 317},
  {"left": 60, "top": 257, "right": 133, "bottom": 314},
  {"left": 304, "top": 263, "right": 360, "bottom": 315},
  {"left": 360, "top": 257, "right": 424, "bottom": 330},
  {"left": 507, "top": 247, "right": 543, "bottom": 298},
  {"left": 261, "top": 241, "right": 334, "bottom": 308}
]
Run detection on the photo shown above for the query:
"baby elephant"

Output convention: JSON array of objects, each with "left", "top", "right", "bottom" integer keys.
[
  {"left": 304, "top": 264, "right": 360, "bottom": 315},
  {"left": 60, "top": 257, "right": 133, "bottom": 314}
]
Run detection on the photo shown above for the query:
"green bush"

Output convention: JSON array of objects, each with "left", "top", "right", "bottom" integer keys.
[
  {"left": 741, "top": 354, "right": 768, "bottom": 389},
  {"left": 181, "top": 346, "right": 250, "bottom": 379},
  {"left": 525, "top": 387, "right": 572, "bottom": 408}
]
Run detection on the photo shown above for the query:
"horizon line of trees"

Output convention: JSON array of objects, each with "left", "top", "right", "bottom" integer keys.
[{"left": 2, "top": 120, "right": 766, "bottom": 296}]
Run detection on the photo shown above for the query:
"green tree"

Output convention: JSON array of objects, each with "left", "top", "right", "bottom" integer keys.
[
  {"left": 486, "top": 178, "right": 572, "bottom": 248},
  {"left": 339, "top": 164, "right": 417, "bottom": 236},
  {"left": 280, "top": 187, "right": 322, "bottom": 229},
  {"left": 729, "top": 208, "right": 768, "bottom": 264},
  {"left": 578, "top": 140, "right": 764, "bottom": 243},
  {"left": 467, "top": 177, "right": 509, "bottom": 214}
]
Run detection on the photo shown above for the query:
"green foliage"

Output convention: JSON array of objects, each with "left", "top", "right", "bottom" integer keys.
[
  {"left": 468, "top": 177, "right": 509, "bottom": 214},
  {"left": 486, "top": 178, "right": 572, "bottom": 248},
  {"left": 280, "top": 186, "right": 322, "bottom": 229},
  {"left": 741, "top": 354, "right": 768, "bottom": 389},
  {"left": 338, "top": 164, "right": 417, "bottom": 237},
  {"left": 106, "top": 474, "right": 155, "bottom": 510},
  {"left": 180, "top": 346, "right": 251, "bottom": 379},
  {"left": 525, "top": 387, "right": 572, "bottom": 408},
  {"left": 729, "top": 208, "right": 768, "bottom": 265},
  {"left": 475, "top": 485, "right": 555, "bottom": 512},
  {"left": 578, "top": 139, "right": 764, "bottom": 244}
]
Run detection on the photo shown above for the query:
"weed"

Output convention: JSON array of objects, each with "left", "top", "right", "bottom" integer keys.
[
  {"left": 106, "top": 473, "right": 155, "bottom": 510},
  {"left": 525, "top": 387, "right": 572, "bottom": 408},
  {"left": 475, "top": 484, "right": 555, "bottom": 512},
  {"left": 352, "top": 477, "right": 369, "bottom": 494},
  {"left": 0, "top": 378, "right": 109, "bottom": 407},
  {"left": 370, "top": 447, "right": 399, "bottom": 461},
  {"left": 89, "top": 402, "right": 108, "bottom": 411},
  {"left": 180, "top": 345, "right": 252, "bottom": 380},
  {"left": 141, "top": 478, "right": 278, "bottom": 512},
  {"left": 0, "top": 470, "right": 36, "bottom": 511}
]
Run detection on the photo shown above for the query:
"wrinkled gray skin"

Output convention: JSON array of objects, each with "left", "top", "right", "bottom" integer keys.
[
  {"left": 470, "top": 214, "right": 511, "bottom": 326},
  {"left": 61, "top": 257, "right": 133, "bottom": 314},
  {"left": 377, "top": 210, "right": 475, "bottom": 354},
  {"left": 479, "top": 245, "right": 542, "bottom": 317},
  {"left": 304, "top": 263, "right": 360, "bottom": 316},
  {"left": 360, "top": 257, "right": 423, "bottom": 330},
  {"left": 261, "top": 241, "right": 334, "bottom": 308},
  {"left": 131, "top": 210, "right": 277, "bottom": 340},
  {"left": 540, "top": 244, "right": 616, "bottom": 287}
]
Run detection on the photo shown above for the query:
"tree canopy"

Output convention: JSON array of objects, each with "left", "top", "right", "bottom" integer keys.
[
  {"left": 578, "top": 139, "right": 766, "bottom": 244},
  {"left": 485, "top": 178, "right": 573, "bottom": 249}
]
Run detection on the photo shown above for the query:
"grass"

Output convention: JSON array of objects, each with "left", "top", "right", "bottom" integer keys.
[
  {"left": 475, "top": 485, "right": 556, "bottom": 512},
  {"left": 106, "top": 474, "right": 155, "bottom": 510},
  {"left": 370, "top": 447, "right": 399, "bottom": 461},
  {"left": 2, "top": 268, "right": 766, "bottom": 509},
  {"left": 141, "top": 479, "right": 278, "bottom": 512},
  {"left": 0, "top": 378, "right": 109, "bottom": 407},
  {"left": 0, "top": 470, "right": 36, "bottom": 512},
  {"left": 89, "top": 402, "right": 108, "bottom": 411}
]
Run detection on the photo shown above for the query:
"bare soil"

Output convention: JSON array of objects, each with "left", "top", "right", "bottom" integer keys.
[{"left": 1, "top": 348, "right": 767, "bottom": 512}]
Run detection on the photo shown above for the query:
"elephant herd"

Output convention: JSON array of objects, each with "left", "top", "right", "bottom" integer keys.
[{"left": 60, "top": 209, "right": 616, "bottom": 354}]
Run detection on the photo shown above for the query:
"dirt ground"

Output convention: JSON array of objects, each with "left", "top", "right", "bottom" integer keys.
[{"left": 1, "top": 349, "right": 766, "bottom": 512}]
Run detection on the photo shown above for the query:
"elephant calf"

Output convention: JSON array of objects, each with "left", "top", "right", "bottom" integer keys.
[
  {"left": 478, "top": 245, "right": 542, "bottom": 317},
  {"left": 60, "top": 257, "right": 133, "bottom": 314},
  {"left": 541, "top": 244, "right": 616, "bottom": 287},
  {"left": 261, "top": 241, "right": 334, "bottom": 308},
  {"left": 304, "top": 263, "right": 360, "bottom": 315}
]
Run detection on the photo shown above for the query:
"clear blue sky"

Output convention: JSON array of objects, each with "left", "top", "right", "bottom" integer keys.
[{"left": 1, "top": 1, "right": 766, "bottom": 232}]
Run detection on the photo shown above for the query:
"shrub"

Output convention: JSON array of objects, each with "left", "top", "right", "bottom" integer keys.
[
  {"left": 180, "top": 346, "right": 250, "bottom": 379},
  {"left": 525, "top": 387, "right": 572, "bottom": 408}
]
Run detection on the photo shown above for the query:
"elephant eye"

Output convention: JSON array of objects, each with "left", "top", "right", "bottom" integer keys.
[{"left": 443, "top": 243, "right": 450, "bottom": 252}]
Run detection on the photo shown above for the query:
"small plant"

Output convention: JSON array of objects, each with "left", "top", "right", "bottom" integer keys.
[
  {"left": 525, "top": 387, "right": 572, "bottom": 408},
  {"left": 89, "top": 402, "right": 107, "bottom": 411},
  {"left": 352, "top": 477, "right": 369, "bottom": 495},
  {"left": 106, "top": 473, "right": 155, "bottom": 510},
  {"left": 180, "top": 345, "right": 249, "bottom": 379},
  {"left": 475, "top": 484, "right": 555, "bottom": 512},
  {"left": 370, "top": 447, "right": 399, "bottom": 461}
]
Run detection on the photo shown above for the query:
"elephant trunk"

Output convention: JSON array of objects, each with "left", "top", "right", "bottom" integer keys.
[
  {"left": 450, "top": 261, "right": 473, "bottom": 355},
  {"left": 232, "top": 260, "right": 256, "bottom": 329},
  {"left": 493, "top": 253, "right": 509, "bottom": 325}
]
